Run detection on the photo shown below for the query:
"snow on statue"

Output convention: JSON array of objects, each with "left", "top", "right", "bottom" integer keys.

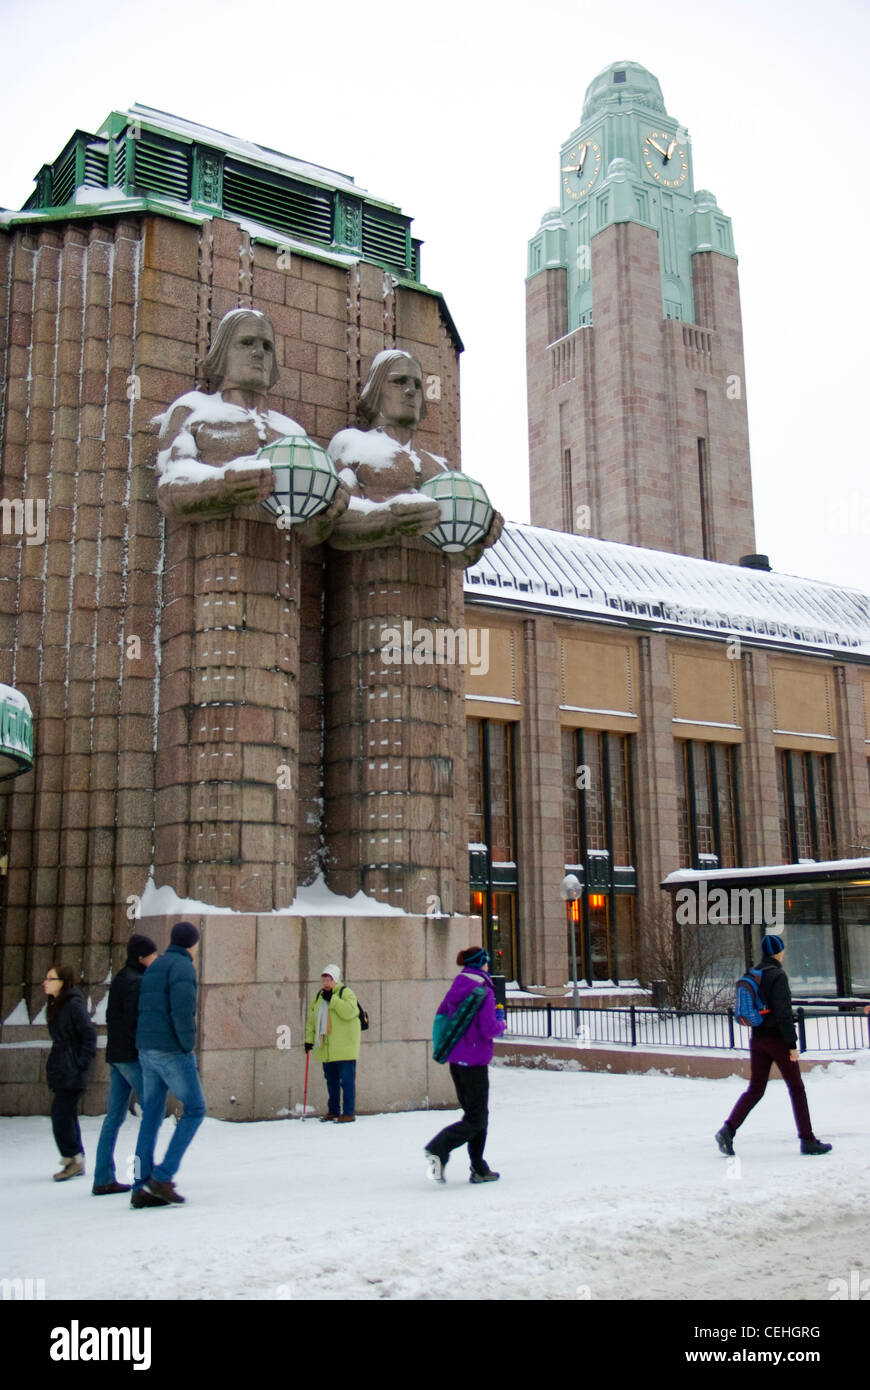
[{"left": 153, "top": 308, "right": 348, "bottom": 542}]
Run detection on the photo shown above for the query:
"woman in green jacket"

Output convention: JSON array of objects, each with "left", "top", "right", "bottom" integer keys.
[{"left": 305, "top": 965, "right": 361, "bottom": 1122}]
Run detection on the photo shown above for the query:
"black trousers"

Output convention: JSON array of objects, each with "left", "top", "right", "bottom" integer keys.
[
  {"left": 427, "top": 1064, "right": 489, "bottom": 1173},
  {"left": 50, "top": 1088, "right": 85, "bottom": 1158}
]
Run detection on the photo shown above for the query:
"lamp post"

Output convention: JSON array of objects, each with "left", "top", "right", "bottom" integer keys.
[{"left": 560, "top": 873, "right": 582, "bottom": 1032}]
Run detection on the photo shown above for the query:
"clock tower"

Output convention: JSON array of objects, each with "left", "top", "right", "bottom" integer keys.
[{"left": 527, "top": 60, "right": 757, "bottom": 563}]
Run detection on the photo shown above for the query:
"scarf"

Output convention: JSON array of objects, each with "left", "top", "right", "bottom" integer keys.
[{"left": 315, "top": 992, "right": 332, "bottom": 1047}]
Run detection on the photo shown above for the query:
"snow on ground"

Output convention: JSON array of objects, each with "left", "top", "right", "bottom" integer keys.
[{"left": 3, "top": 1059, "right": 870, "bottom": 1302}]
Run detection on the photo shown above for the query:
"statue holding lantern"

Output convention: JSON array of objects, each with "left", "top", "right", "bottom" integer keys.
[
  {"left": 154, "top": 308, "right": 347, "bottom": 542},
  {"left": 327, "top": 350, "right": 502, "bottom": 564}
]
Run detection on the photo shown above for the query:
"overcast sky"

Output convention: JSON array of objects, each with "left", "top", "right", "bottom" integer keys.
[{"left": 1, "top": 0, "right": 868, "bottom": 593}]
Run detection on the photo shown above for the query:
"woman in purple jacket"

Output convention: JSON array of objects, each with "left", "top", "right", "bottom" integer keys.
[{"left": 424, "top": 947, "right": 506, "bottom": 1184}]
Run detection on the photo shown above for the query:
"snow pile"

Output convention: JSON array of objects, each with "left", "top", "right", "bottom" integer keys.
[{"left": 137, "top": 871, "right": 409, "bottom": 919}]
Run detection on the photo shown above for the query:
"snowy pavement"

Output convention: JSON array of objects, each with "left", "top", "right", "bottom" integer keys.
[{"left": 3, "top": 1058, "right": 870, "bottom": 1303}]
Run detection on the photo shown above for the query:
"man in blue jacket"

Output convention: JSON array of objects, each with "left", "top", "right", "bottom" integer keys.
[{"left": 131, "top": 921, "right": 207, "bottom": 1208}]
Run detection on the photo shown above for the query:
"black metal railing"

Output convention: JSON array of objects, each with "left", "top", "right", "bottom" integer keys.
[{"left": 504, "top": 1000, "right": 870, "bottom": 1053}]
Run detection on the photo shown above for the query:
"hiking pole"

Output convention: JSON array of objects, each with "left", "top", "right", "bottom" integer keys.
[{"left": 301, "top": 1049, "right": 310, "bottom": 1122}]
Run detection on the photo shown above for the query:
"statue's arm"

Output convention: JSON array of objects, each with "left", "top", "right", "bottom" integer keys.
[{"left": 155, "top": 403, "right": 274, "bottom": 519}]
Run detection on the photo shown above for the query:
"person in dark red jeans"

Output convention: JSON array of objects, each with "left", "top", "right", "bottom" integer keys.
[{"left": 716, "top": 934, "right": 832, "bottom": 1157}]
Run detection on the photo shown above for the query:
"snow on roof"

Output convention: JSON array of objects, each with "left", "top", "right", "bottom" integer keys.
[
  {"left": 662, "top": 857, "right": 870, "bottom": 886},
  {"left": 120, "top": 104, "right": 364, "bottom": 199},
  {"left": 0, "top": 684, "right": 32, "bottom": 715},
  {"left": 464, "top": 522, "right": 870, "bottom": 656}
]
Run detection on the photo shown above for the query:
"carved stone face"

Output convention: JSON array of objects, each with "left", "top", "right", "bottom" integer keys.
[
  {"left": 221, "top": 318, "right": 277, "bottom": 394},
  {"left": 375, "top": 360, "right": 424, "bottom": 430}
]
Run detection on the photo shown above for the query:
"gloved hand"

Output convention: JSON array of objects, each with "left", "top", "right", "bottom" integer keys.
[{"left": 304, "top": 1043, "right": 313, "bottom": 1053}]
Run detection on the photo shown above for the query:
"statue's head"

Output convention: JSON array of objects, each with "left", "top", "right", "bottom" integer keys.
[
  {"left": 201, "top": 308, "right": 279, "bottom": 393},
  {"left": 358, "top": 349, "right": 427, "bottom": 430}
]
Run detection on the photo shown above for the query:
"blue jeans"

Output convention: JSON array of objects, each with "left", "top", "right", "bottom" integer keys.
[
  {"left": 323, "top": 1060, "right": 356, "bottom": 1116},
  {"left": 94, "top": 1060, "right": 143, "bottom": 1185},
  {"left": 133, "top": 1049, "right": 207, "bottom": 1189}
]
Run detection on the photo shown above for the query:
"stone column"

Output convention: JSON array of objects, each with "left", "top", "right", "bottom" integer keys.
[
  {"left": 156, "top": 512, "right": 299, "bottom": 911},
  {"left": 323, "top": 538, "right": 464, "bottom": 915},
  {"left": 515, "top": 617, "right": 565, "bottom": 988}
]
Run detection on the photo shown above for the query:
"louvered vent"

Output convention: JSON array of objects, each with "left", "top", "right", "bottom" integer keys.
[
  {"left": 223, "top": 161, "right": 333, "bottom": 244},
  {"left": 132, "top": 138, "right": 191, "bottom": 201},
  {"left": 362, "top": 208, "right": 410, "bottom": 274},
  {"left": 51, "top": 147, "right": 77, "bottom": 207},
  {"left": 83, "top": 147, "right": 108, "bottom": 189},
  {"left": 114, "top": 140, "right": 126, "bottom": 188}
]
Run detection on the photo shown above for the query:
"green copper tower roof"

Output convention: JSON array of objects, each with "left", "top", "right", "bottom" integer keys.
[
  {"left": 581, "top": 61, "right": 667, "bottom": 121},
  {"left": 528, "top": 61, "right": 736, "bottom": 329}
]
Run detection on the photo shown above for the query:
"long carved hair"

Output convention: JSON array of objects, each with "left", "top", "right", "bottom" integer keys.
[
  {"left": 357, "top": 349, "right": 427, "bottom": 427},
  {"left": 200, "top": 308, "right": 280, "bottom": 392}
]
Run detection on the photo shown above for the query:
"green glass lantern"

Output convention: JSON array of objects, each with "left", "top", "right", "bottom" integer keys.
[
  {"left": 257, "top": 434, "right": 339, "bottom": 524},
  {"left": 0, "top": 685, "right": 33, "bottom": 781},
  {"left": 419, "top": 471, "right": 494, "bottom": 553}
]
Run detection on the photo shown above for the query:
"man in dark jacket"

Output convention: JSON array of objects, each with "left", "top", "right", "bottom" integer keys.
[
  {"left": 131, "top": 921, "right": 207, "bottom": 1208},
  {"left": 92, "top": 933, "right": 158, "bottom": 1195},
  {"left": 715, "top": 934, "right": 832, "bottom": 1157}
]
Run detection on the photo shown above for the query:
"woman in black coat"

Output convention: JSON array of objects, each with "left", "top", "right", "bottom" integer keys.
[{"left": 44, "top": 964, "right": 97, "bottom": 1181}]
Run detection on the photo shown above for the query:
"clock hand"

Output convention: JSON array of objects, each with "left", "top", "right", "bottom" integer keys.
[
  {"left": 648, "top": 138, "right": 667, "bottom": 157},
  {"left": 665, "top": 139, "right": 677, "bottom": 161}
]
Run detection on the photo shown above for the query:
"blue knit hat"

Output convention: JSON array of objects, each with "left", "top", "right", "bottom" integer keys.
[
  {"left": 761, "top": 933, "right": 785, "bottom": 957},
  {"left": 459, "top": 946, "right": 490, "bottom": 969}
]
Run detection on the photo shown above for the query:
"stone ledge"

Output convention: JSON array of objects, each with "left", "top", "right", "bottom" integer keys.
[{"left": 494, "top": 1038, "right": 850, "bottom": 1080}]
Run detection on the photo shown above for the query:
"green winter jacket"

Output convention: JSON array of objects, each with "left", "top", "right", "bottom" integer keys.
[{"left": 305, "top": 982, "right": 361, "bottom": 1062}]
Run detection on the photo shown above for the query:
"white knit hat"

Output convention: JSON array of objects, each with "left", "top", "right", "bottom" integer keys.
[{"left": 321, "top": 964, "right": 342, "bottom": 983}]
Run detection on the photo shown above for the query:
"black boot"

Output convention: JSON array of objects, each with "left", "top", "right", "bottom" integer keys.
[
  {"left": 715, "top": 1124, "right": 735, "bottom": 1156},
  {"left": 800, "top": 1138, "right": 832, "bottom": 1155}
]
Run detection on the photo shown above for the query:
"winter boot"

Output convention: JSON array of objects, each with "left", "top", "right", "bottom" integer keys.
[
  {"left": 469, "top": 1166, "right": 500, "bottom": 1184},
  {"left": 131, "top": 1188, "right": 170, "bottom": 1209},
  {"left": 53, "top": 1153, "right": 85, "bottom": 1182},
  {"left": 92, "top": 1181, "right": 132, "bottom": 1195},
  {"left": 424, "top": 1148, "right": 446, "bottom": 1183},
  {"left": 146, "top": 1178, "right": 185, "bottom": 1203},
  {"left": 800, "top": 1138, "right": 832, "bottom": 1155},
  {"left": 715, "top": 1125, "right": 735, "bottom": 1156},
  {"left": 336, "top": 1114, "right": 355, "bottom": 1123},
  {"left": 320, "top": 1114, "right": 338, "bottom": 1123}
]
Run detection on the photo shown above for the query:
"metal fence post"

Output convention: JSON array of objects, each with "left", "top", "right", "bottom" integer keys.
[
  {"left": 796, "top": 1007, "right": 807, "bottom": 1053},
  {"left": 546, "top": 1002, "right": 552, "bottom": 1039},
  {"left": 629, "top": 1004, "right": 637, "bottom": 1047}
]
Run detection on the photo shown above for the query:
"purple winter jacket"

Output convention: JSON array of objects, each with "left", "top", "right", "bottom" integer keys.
[{"left": 437, "top": 967, "right": 506, "bottom": 1066}]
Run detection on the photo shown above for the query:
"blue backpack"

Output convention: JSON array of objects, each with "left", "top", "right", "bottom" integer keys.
[
  {"left": 432, "top": 985, "right": 487, "bottom": 1064},
  {"left": 734, "top": 968, "right": 770, "bottom": 1029}
]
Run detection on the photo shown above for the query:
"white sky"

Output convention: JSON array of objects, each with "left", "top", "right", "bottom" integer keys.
[{"left": 1, "top": 0, "right": 868, "bottom": 592}]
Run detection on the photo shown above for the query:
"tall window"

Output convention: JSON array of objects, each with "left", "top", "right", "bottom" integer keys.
[
  {"left": 562, "top": 728, "right": 636, "bottom": 982},
  {"left": 675, "top": 740, "right": 741, "bottom": 868},
  {"left": 778, "top": 750, "right": 836, "bottom": 862},
  {"left": 467, "top": 719, "right": 518, "bottom": 980}
]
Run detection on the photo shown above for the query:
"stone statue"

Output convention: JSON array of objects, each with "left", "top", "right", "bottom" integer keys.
[
  {"left": 154, "top": 308, "right": 347, "bottom": 540},
  {"left": 327, "top": 350, "right": 502, "bottom": 562}
]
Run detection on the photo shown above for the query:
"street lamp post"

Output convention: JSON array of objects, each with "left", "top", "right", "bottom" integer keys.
[{"left": 560, "top": 873, "right": 582, "bottom": 1033}]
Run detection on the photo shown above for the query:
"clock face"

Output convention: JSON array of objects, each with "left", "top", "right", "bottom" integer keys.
[
  {"left": 561, "top": 140, "right": 602, "bottom": 202},
  {"left": 642, "top": 130, "right": 689, "bottom": 189}
]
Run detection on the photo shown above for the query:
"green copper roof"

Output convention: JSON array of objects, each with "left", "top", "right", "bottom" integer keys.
[
  {"left": 7, "top": 104, "right": 423, "bottom": 283},
  {"left": 581, "top": 61, "right": 667, "bottom": 121}
]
